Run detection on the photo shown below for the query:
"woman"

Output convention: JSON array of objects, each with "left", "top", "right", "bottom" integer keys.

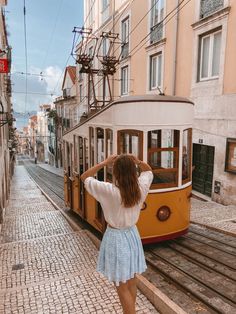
[{"left": 81, "top": 154, "right": 153, "bottom": 314}]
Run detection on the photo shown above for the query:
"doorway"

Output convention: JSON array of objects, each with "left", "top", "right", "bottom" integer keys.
[{"left": 192, "top": 144, "right": 215, "bottom": 197}]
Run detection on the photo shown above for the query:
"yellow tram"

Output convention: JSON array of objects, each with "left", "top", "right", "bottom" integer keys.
[{"left": 63, "top": 95, "right": 194, "bottom": 244}]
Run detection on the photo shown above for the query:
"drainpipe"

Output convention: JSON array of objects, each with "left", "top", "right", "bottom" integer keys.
[
  {"left": 172, "top": 0, "right": 180, "bottom": 96},
  {"left": 112, "top": 0, "right": 115, "bottom": 101}
]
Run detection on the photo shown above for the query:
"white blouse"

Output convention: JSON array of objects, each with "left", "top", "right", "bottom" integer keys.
[{"left": 84, "top": 171, "right": 153, "bottom": 229}]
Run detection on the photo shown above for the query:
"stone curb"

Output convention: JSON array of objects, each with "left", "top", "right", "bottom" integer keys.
[
  {"left": 28, "top": 173, "right": 187, "bottom": 314},
  {"left": 190, "top": 221, "right": 236, "bottom": 237}
]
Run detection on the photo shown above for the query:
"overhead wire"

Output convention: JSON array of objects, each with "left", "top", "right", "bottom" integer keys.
[
  {"left": 23, "top": 0, "right": 28, "bottom": 114},
  {"left": 77, "top": 0, "right": 190, "bottom": 106},
  {"left": 40, "top": 0, "right": 64, "bottom": 71},
  {"left": 51, "top": 0, "right": 97, "bottom": 96},
  {"left": 129, "top": 0, "right": 192, "bottom": 57}
]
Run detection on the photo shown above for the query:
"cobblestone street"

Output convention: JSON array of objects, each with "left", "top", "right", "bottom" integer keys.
[
  {"left": 0, "top": 166, "right": 158, "bottom": 314},
  {"left": 191, "top": 197, "right": 236, "bottom": 235}
]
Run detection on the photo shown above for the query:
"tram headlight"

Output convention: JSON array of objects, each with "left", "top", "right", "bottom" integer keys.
[{"left": 156, "top": 206, "right": 171, "bottom": 221}]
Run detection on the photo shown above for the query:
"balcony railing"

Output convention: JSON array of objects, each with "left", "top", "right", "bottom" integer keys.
[
  {"left": 121, "top": 42, "right": 129, "bottom": 59},
  {"left": 150, "top": 23, "right": 163, "bottom": 44},
  {"left": 200, "top": 0, "right": 224, "bottom": 19}
]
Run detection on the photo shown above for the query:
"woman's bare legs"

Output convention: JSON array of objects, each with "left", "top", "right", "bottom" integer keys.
[
  {"left": 127, "top": 277, "right": 137, "bottom": 303},
  {"left": 115, "top": 279, "right": 136, "bottom": 314}
]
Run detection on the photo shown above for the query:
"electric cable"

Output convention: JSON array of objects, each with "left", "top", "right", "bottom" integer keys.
[
  {"left": 23, "top": 0, "right": 28, "bottom": 114},
  {"left": 77, "top": 0, "right": 192, "bottom": 107},
  {"left": 51, "top": 0, "right": 97, "bottom": 95},
  {"left": 40, "top": 0, "right": 64, "bottom": 71}
]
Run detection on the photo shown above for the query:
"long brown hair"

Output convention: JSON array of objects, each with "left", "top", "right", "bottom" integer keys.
[{"left": 113, "top": 154, "right": 141, "bottom": 207}]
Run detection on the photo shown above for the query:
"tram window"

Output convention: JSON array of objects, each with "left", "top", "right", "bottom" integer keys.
[
  {"left": 73, "top": 135, "right": 78, "bottom": 173},
  {"left": 69, "top": 143, "right": 73, "bottom": 177},
  {"left": 79, "top": 136, "right": 84, "bottom": 175},
  {"left": 84, "top": 138, "right": 89, "bottom": 171},
  {"left": 106, "top": 129, "right": 113, "bottom": 181},
  {"left": 89, "top": 127, "right": 95, "bottom": 166},
  {"left": 63, "top": 141, "right": 66, "bottom": 171},
  {"left": 182, "top": 128, "right": 192, "bottom": 183},
  {"left": 148, "top": 129, "right": 179, "bottom": 188},
  {"left": 118, "top": 129, "right": 143, "bottom": 159},
  {"left": 96, "top": 128, "right": 105, "bottom": 182},
  {"left": 96, "top": 128, "right": 105, "bottom": 163}
]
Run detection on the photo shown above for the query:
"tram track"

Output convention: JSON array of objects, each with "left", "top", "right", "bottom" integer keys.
[
  {"left": 19, "top": 158, "right": 236, "bottom": 313},
  {"left": 144, "top": 227, "right": 236, "bottom": 313}
]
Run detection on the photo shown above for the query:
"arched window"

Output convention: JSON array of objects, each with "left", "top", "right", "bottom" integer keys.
[{"left": 148, "top": 129, "right": 179, "bottom": 188}]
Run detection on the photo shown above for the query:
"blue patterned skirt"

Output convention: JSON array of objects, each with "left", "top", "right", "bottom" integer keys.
[{"left": 97, "top": 225, "right": 147, "bottom": 286}]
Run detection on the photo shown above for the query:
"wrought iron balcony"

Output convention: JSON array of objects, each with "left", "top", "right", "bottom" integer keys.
[
  {"left": 121, "top": 42, "right": 129, "bottom": 59},
  {"left": 150, "top": 23, "right": 163, "bottom": 44},
  {"left": 200, "top": 0, "right": 224, "bottom": 19}
]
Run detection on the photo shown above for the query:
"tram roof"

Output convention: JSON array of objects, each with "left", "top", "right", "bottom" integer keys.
[
  {"left": 64, "top": 94, "right": 194, "bottom": 135},
  {"left": 111, "top": 95, "right": 194, "bottom": 105}
]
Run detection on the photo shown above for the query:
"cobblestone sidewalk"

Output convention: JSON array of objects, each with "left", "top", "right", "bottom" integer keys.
[
  {"left": 0, "top": 166, "right": 157, "bottom": 314},
  {"left": 191, "top": 197, "right": 236, "bottom": 235}
]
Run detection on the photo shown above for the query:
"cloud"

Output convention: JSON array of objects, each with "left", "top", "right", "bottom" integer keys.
[{"left": 12, "top": 65, "right": 63, "bottom": 113}]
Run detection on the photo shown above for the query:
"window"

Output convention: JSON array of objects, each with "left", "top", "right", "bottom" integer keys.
[
  {"left": 96, "top": 128, "right": 105, "bottom": 164},
  {"left": 102, "top": 0, "right": 109, "bottom": 10},
  {"left": 106, "top": 129, "right": 113, "bottom": 181},
  {"left": 121, "top": 66, "right": 129, "bottom": 95},
  {"left": 102, "top": 37, "right": 109, "bottom": 56},
  {"left": 89, "top": 127, "right": 95, "bottom": 166},
  {"left": 150, "top": 0, "right": 164, "bottom": 43},
  {"left": 118, "top": 129, "right": 143, "bottom": 159},
  {"left": 84, "top": 138, "right": 89, "bottom": 171},
  {"left": 73, "top": 135, "right": 78, "bottom": 173},
  {"left": 225, "top": 138, "right": 236, "bottom": 174},
  {"left": 88, "top": 0, "right": 94, "bottom": 25},
  {"left": 121, "top": 17, "right": 129, "bottom": 59},
  {"left": 79, "top": 84, "right": 83, "bottom": 102},
  {"left": 199, "top": 30, "right": 222, "bottom": 80},
  {"left": 200, "top": 0, "right": 224, "bottom": 19},
  {"left": 102, "top": 0, "right": 110, "bottom": 22},
  {"left": 182, "top": 129, "right": 192, "bottom": 183},
  {"left": 150, "top": 53, "right": 162, "bottom": 90},
  {"left": 148, "top": 129, "right": 179, "bottom": 188},
  {"left": 77, "top": 136, "right": 83, "bottom": 175}
]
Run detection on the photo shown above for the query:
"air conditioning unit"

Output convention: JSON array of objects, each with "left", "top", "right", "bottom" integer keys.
[{"left": 63, "top": 88, "right": 70, "bottom": 98}]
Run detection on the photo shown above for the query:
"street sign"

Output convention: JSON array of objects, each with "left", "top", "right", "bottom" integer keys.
[{"left": 0, "top": 59, "right": 8, "bottom": 73}]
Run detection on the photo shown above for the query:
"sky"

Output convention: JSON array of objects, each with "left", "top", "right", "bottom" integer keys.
[{"left": 6, "top": 0, "right": 83, "bottom": 113}]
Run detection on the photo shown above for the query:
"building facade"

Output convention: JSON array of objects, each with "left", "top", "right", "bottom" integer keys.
[
  {"left": 0, "top": 0, "right": 13, "bottom": 222},
  {"left": 55, "top": 66, "right": 77, "bottom": 168},
  {"left": 37, "top": 104, "right": 50, "bottom": 163},
  {"left": 64, "top": 0, "right": 236, "bottom": 205}
]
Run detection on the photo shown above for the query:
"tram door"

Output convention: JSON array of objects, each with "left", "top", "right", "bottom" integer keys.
[
  {"left": 95, "top": 128, "right": 106, "bottom": 232},
  {"left": 192, "top": 144, "right": 215, "bottom": 197}
]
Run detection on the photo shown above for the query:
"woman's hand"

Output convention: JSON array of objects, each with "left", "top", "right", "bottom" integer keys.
[
  {"left": 128, "top": 154, "right": 141, "bottom": 165},
  {"left": 103, "top": 154, "right": 117, "bottom": 166}
]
